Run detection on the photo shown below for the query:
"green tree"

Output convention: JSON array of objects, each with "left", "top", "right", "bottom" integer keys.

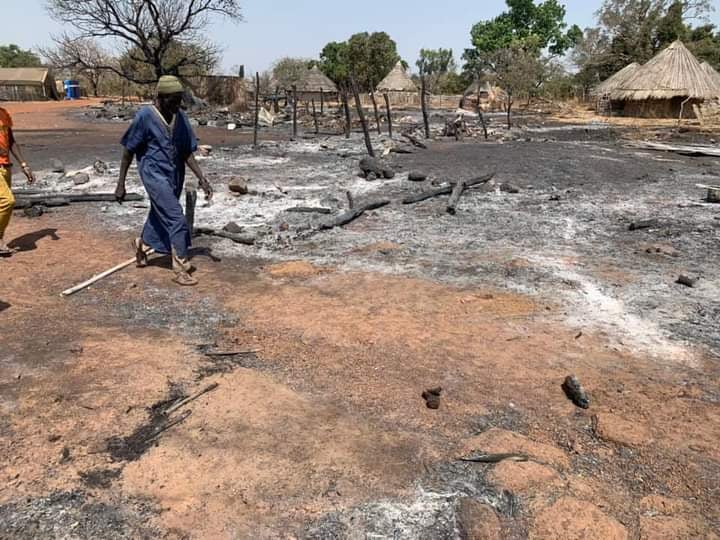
[
  {"left": 417, "top": 48, "right": 459, "bottom": 93},
  {"left": 462, "top": 0, "right": 581, "bottom": 69},
  {"left": 656, "top": 1, "right": 688, "bottom": 46},
  {"left": 319, "top": 41, "right": 350, "bottom": 85},
  {"left": 0, "top": 44, "right": 42, "bottom": 68},
  {"left": 319, "top": 32, "right": 400, "bottom": 90},
  {"left": 271, "top": 57, "right": 316, "bottom": 90}
]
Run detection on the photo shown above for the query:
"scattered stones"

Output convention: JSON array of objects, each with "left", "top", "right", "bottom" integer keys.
[
  {"left": 228, "top": 177, "right": 249, "bottom": 195},
  {"left": 72, "top": 172, "right": 91, "bottom": 185},
  {"left": 50, "top": 159, "right": 65, "bottom": 173},
  {"left": 359, "top": 156, "right": 394, "bottom": 180},
  {"left": 592, "top": 412, "right": 652, "bottom": 447},
  {"left": 455, "top": 498, "right": 502, "bottom": 540},
  {"left": 645, "top": 244, "right": 679, "bottom": 257},
  {"left": 676, "top": 274, "right": 698, "bottom": 288},
  {"left": 422, "top": 387, "right": 442, "bottom": 409},
  {"left": 562, "top": 375, "right": 590, "bottom": 409},
  {"left": 408, "top": 171, "right": 427, "bottom": 182},
  {"left": 222, "top": 221, "right": 244, "bottom": 234},
  {"left": 93, "top": 159, "right": 108, "bottom": 175},
  {"left": 530, "top": 497, "right": 628, "bottom": 540},
  {"left": 23, "top": 205, "right": 44, "bottom": 218}
]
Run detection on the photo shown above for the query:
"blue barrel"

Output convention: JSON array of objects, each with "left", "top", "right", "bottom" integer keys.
[{"left": 63, "top": 80, "right": 80, "bottom": 100}]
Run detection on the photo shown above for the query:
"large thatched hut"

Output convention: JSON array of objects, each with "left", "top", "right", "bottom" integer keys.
[
  {"left": 610, "top": 40, "right": 719, "bottom": 118},
  {"left": 462, "top": 80, "right": 507, "bottom": 111},
  {"left": 376, "top": 61, "right": 417, "bottom": 105},
  {"left": 294, "top": 66, "right": 338, "bottom": 102},
  {"left": 593, "top": 62, "right": 641, "bottom": 97}
]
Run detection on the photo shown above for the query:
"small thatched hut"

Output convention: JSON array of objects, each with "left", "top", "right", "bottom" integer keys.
[
  {"left": 462, "top": 80, "right": 507, "bottom": 111},
  {"left": 0, "top": 68, "right": 59, "bottom": 101},
  {"left": 294, "top": 66, "right": 338, "bottom": 102},
  {"left": 376, "top": 61, "right": 417, "bottom": 105},
  {"left": 610, "top": 40, "right": 719, "bottom": 118}
]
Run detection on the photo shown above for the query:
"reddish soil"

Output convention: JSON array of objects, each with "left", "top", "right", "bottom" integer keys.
[{"left": 0, "top": 101, "right": 718, "bottom": 538}]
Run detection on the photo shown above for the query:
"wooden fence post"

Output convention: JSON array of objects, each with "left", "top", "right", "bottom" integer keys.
[
  {"left": 350, "top": 75, "right": 374, "bottom": 157},
  {"left": 421, "top": 74, "right": 430, "bottom": 139},
  {"left": 383, "top": 93, "right": 393, "bottom": 139},
  {"left": 253, "top": 72, "right": 260, "bottom": 147}
]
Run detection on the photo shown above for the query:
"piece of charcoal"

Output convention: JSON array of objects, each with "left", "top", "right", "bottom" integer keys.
[
  {"left": 422, "top": 387, "right": 442, "bottom": 410},
  {"left": 562, "top": 375, "right": 589, "bottom": 409}
]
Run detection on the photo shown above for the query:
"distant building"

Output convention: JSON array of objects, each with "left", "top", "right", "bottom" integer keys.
[
  {"left": 294, "top": 66, "right": 338, "bottom": 102},
  {"left": 609, "top": 41, "right": 720, "bottom": 118},
  {"left": 0, "top": 68, "right": 59, "bottom": 101},
  {"left": 376, "top": 62, "right": 417, "bottom": 105}
]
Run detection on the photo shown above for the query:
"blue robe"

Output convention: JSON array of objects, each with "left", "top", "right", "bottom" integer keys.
[{"left": 121, "top": 105, "right": 197, "bottom": 258}]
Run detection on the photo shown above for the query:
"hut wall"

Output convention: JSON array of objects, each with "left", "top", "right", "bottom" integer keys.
[
  {"left": 621, "top": 97, "right": 703, "bottom": 118},
  {"left": 0, "top": 84, "right": 50, "bottom": 101}
]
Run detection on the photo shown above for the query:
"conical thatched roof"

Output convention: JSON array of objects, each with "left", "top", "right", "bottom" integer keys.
[
  {"left": 611, "top": 41, "right": 718, "bottom": 101},
  {"left": 295, "top": 66, "right": 338, "bottom": 93},
  {"left": 377, "top": 61, "right": 417, "bottom": 92},
  {"left": 701, "top": 61, "right": 720, "bottom": 91},
  {"left": 593, "top": 62, "right": 641, "bottom": 96},
  {"left": 464, "top": 79, "right": 493, "bottom": 96}
]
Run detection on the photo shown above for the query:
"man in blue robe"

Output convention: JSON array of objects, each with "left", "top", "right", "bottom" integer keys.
[{"left": 115, "top": 75, "right": 213, "bottom": 286}]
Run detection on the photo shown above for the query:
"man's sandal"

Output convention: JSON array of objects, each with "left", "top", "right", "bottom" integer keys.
[
  {"left": 132, "top": 238, "right": 149, "bottom": 267},
  {"left": 172, "top": 271, "right": 198, "bottom": 286}
]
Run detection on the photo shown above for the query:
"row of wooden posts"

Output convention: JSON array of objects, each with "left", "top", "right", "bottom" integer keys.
[{"left": 251, "top": 73, "right": 489, "bottom": 154}]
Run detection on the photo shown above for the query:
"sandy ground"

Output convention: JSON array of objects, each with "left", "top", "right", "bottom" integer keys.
[{"left": 0, "top": 100, "right": 719, "bottom": 539}]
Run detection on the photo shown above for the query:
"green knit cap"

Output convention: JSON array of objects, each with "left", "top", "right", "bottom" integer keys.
[{"left": 157, "top": 75, "right": 184, "bottom": 95}]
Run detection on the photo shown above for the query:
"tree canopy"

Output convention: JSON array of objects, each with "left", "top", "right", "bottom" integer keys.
[
  {"left": 0, "top": 44, "right": 42, "bottom": 68},
  {"left": 45, "top": 0, "right": 242, "bottom": 84},
  {"left": 271, "top": 57, "right": 316, "bottom": 90},
  {"left": 319, "top": 32, "right": 401, "bottom": 90},
  {"left": 572, "top": 0, "right": 719, "bottom": 89}
]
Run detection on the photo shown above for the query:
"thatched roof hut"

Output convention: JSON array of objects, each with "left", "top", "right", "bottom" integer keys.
[
  {"left": 593, "top": 62, "right": 641, "bottom": 96},
  {"left": 377, "top": 62, "right": 417, "bottom": 93},
  {"left": 296, "top": 66, "right": 338, "bottom": 93},
  {"left": 464, "top": 80, "right": 493, "bottom": 97},
  {"left": 610, "top": 41, "right": 718, "bottom": 117}
]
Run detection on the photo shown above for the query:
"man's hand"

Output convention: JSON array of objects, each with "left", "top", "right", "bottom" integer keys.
[
  {"left": 115, "top": 181, "right": 126, "bottom": 204},
  {"left": 199, "top": 177, "right": 213, "bottom": 202},
  {"left": 21, "top": 163, "right": 35, "bottom": 184}
]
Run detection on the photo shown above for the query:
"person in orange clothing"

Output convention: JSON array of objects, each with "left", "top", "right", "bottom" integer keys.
[{"left": 0, "top": 106, "right": 36, "bottom": 256}]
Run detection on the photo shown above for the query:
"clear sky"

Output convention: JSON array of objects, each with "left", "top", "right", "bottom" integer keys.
[{"left": 4, "top": 1, "right": 720, "bottom": 75}]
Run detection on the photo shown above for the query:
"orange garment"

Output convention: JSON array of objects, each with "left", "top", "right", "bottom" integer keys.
[{"left": 0, "top": 107, "right": 12, "bottom": 166}]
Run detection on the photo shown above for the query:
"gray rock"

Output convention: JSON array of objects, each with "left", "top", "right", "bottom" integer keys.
[
  {"left": 23, "top": 205, "right": 44, "bottom": 218},
  {"left": 500, "top": 182, "right": 520, "bottom": 194},
  {"left": 223, "top": 221, "right": 244, "bottom": 234},
  {"left": 93, "top": 160, "right": 108, "bottom": 175},
  {"left": 408, "top": 172, "right": 427, "bottom": 182},
  {"left": 50, "top": 159, "right": 65, "bottom": 173},
  {"left": 228, "top": 177, "right": 249, "bottom": 195},
  {"left": 72, "top": 173, "right": 91, "bottom": 185}
]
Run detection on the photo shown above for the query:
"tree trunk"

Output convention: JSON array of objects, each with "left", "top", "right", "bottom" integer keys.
[
  {"left": 291, "top": 84, "right": 298, "bottom": 140},
  {"left": 383, "top": 93, "right": 393, "bottom": 139},
  {"left": 311, "top": 99, "right": 319, "bottom": 135},
  {"left": 420, "top": 75, "right": 430, "bottom": 139},
  {"left": 350, "top": 75, "right": 374, "bottom": 157},
  {"left": 370, "top": 89, "right": 381, "bottom": 135},
  {"left": 475, "top": 87, "right": 488, "bottom": 140},
  {"left": 507, "top": 97, "right": 513, "bottom": 129},
  {"left": 341, "top": 85, "right": 351, "bottom": 139},
  {"left": 253, "top": 72, "right": 260, "bottom": 148}
]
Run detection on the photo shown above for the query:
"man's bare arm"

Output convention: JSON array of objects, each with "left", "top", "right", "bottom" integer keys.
[
  {"left": 9, "top": 129, "right": 35, "bottom": 184},
  {"left": 115, "top": 148, "right": 134, "bottom": 202},
  {"left": 186, "top": 153, "right": 213, "bottom": 201}
]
